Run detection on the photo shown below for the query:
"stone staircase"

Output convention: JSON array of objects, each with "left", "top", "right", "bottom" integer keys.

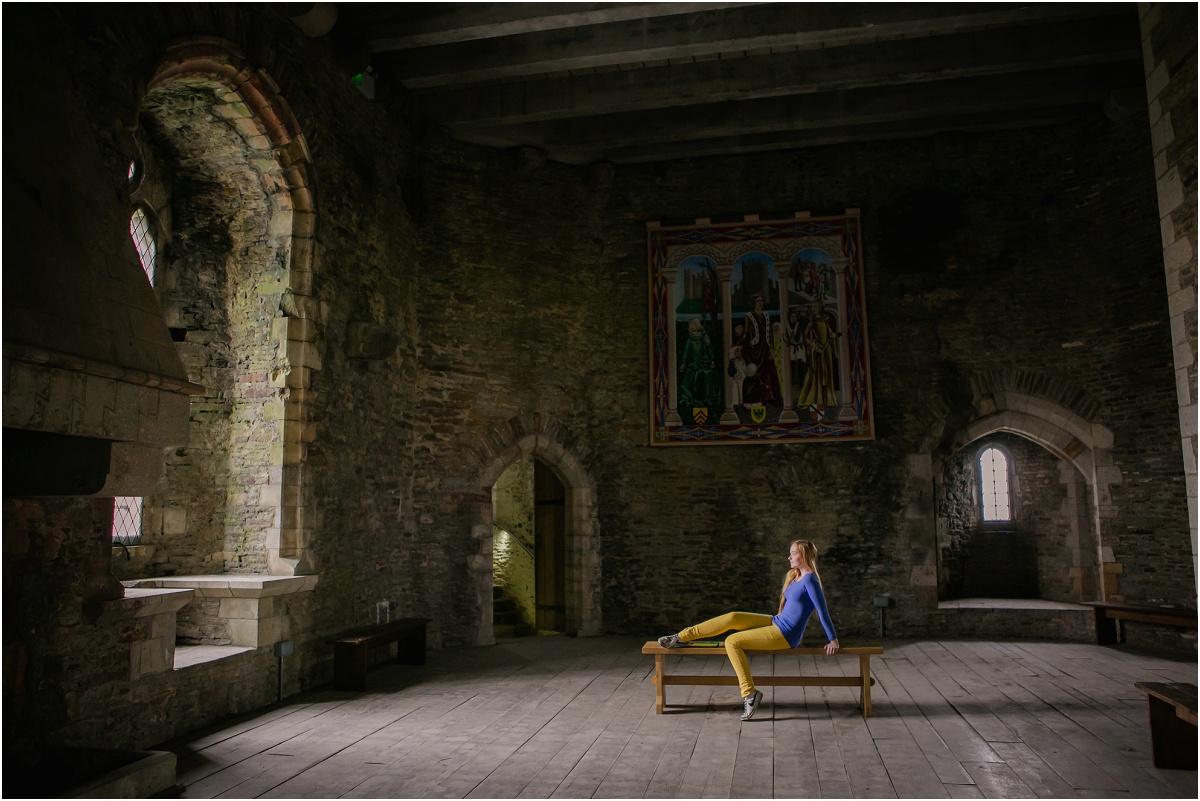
[{"left": 493, "top": 585, "right": 536, "bottom": 638}]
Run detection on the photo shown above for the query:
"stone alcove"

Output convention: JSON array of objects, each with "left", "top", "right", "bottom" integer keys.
[{"left": 113, "top": 37, "right": 322, "bottom": 663}]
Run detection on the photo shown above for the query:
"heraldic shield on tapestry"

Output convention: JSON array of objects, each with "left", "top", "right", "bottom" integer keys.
[{"left": 647, "top": 211, "right": 875, "bottom": 446}]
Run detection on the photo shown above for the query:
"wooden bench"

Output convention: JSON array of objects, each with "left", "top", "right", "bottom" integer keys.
[
  {"left": 330, "top": 617, "right": 431, "bottom": 691},
  {"left": 1134, "top": 682, "right": 1197, "bottom": 770},
  {"left": 642, "top": 641, "right": 883, "bottom": 716},
  {"left": 1082, "top": 601, "right": 1197, "bottom": 645}
]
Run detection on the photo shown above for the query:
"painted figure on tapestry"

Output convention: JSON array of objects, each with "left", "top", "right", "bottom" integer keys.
[
  {"left": 784, "top": 308, "right": 807, "bottom": 390},
  {"left": 797, "top": 301, "right": 838, "bottom": 409},
  {"left": 679, "top": 317, "right": 720, "bottom": 415},
  {"left": 741, "top": 293, "right": 781, "bottom": 406}
]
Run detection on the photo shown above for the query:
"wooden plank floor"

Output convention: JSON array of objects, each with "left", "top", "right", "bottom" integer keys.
[{"left": 160, "top": 637, "right": 1197, "bottom": 799}]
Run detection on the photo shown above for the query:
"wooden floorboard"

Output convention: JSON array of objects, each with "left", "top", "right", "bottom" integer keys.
[{"left": 156, "top": 636, "right": 1197, "bottom": 798}]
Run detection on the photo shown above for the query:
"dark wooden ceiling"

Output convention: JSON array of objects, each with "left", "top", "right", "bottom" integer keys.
[{"left": 329, "top": 2, "right": 1147, "bottom": 166}]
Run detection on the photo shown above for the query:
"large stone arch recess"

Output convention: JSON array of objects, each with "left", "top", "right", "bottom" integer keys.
[
  {"left": 908, "top": 369, "right": 1119, "bottom": 605},
  {"left": 469, "top": 414, "right": 602, "bottom": 644},
  {"left": 145, "top": 38, "right": 319, "bottom": 575}
]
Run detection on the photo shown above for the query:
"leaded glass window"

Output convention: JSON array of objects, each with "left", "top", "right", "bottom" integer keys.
[
  {"left": 129, "top": 206, "right": 157, "bottom": 285},
  {"left": 112, "top": 496, "right": 142, "bottom": 546},
  {"left": 979, "top": 446, "right": 1012, "bottom": 522}
]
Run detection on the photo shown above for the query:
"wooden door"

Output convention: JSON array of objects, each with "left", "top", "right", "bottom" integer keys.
[{"left": 534, "top": 460, "right": 566, "bottom": 632}]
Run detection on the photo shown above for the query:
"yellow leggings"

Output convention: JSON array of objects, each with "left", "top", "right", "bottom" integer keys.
[{"left": 678, "top": 611, "right": 789, "bottom": 697}]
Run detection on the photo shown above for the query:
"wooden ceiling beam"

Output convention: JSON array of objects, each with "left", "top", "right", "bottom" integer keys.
[
  {"left": 463, "top": 104, "right": 1103, "bottom": 166},
  {"left": 366, "top": 3, "right": 764, "bottom": 49},
  {"left": 455, "top": 62, "right": 1140, "bottom": 151},
  {"left": 381, "top": 3, "right": 1120, "bottom": 89},
  {"left": 419, "top": 14, "right": 1139, "bottom": 126}
]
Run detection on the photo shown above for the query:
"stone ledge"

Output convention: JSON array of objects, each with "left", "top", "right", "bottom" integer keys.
[
  {"left": 96, "top": 588, "right": 195, "bottom": 624},
  {"left": 124, "top": 573, "right": 319, "bottom": 598},
  {"left": 174, "top": 644, "right": 255, "bottom": 670},
  {"left": 938, "top": 598, "right": 1090, "bottom": 611}
]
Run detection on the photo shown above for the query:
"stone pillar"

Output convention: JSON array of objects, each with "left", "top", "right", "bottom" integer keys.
[
  {"left": 832, "top": 257, "right": 856, "bottom": 419},
  {"left": 662, "top": 269, "right": 682, "bottom": 427},
  {"left": 776, "top": 262, "right": 799, "bottom": 423},
  {"left": 1140, "top": 3, "right": 1198, "bottom": 583},
  {"left": 717, "top": 264, "right": 740, "bottom": 425}
]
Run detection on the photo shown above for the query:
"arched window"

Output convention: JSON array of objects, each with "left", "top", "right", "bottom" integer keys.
[
  {"left": 129, "top": 205, "right": 157, "bottom": 285},
  {"left": 978, "top": 446, "right": 1012, "bottom": 522}
]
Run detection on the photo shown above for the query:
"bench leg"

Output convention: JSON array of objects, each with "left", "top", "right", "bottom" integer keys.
[
  {"left": 397, "top": 625, "right": 427, "bottom": 666},
  {"left": 1146, "top": 695, "right": 1198, "bottom": 769},
  {"left": 860, "top": 654, "right": 872, "bottom": 717},
  {"left": 1094, "top": 608, "right": 1119, "bottom": 645},
  {"left": 655, "top": 654, "right": 665, "bottom": 714},
  {"left": 333, "top": 643, "right": 369, "bottom": 691}
]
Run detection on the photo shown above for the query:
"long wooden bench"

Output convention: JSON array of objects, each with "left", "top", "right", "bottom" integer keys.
[
  {"left": 330, "top": 617, "right": 431, "bottom": 691},
  {"left": 1082, "top": 601, "right": 1197, "bottom": 645},
  {"left": 642, "top": 640, "right": 883, "bottom": 716},
  {"left": 1134, "top": 681, "right": 1197, "bottom": 770}
]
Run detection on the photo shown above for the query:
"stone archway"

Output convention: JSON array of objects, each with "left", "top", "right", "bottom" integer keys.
[
  {"left": 141, "top": 38, "right": 320, "bottom": 576},
  {"left": 908, "top": 370, "right": 1121, "bottom": 607},
  {"left": 470, "top": 415, "right": 602, "bottom": 645}
]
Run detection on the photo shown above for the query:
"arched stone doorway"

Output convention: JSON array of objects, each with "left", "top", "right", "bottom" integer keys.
[
  {"left": 491, "top": 456, "right": 569, "bottom": 637},
  {"left": 472, "top": 417, "right": 602, "bottom": 645}
]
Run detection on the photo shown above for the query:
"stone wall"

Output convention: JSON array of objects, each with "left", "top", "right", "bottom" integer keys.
[
  {"left": 4, "top": 2, "right": 1194, "bottom": 763},
  {"left": 404, "top": 114, "right": 1192, "bottom": 642},
  {"left": 1141, "top": 3, "right": 1198, "bottom": 581}
]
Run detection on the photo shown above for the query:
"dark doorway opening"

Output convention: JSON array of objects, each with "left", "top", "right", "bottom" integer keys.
[{"left": 534, "top": 460, "right": 566, "bottom": 633}]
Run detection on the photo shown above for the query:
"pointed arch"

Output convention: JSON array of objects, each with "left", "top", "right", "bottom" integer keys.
[
  {"left": 909, "top": 373, "right": 1121, "bottom": 607},
  {"left": 471, "top": 415, "right": 602, "bottom": 643}
]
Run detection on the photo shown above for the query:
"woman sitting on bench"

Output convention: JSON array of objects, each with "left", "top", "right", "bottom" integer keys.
[{"left": 658, "top": 539, "right": 840, "bottom": 721}]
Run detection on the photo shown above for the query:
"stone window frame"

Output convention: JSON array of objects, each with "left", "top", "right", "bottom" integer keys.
[
  {"left": 100, "top": 37, "right": 323, "bottom": 672},
  {"left": 976, "top": 442, "right": 1015, "bottom": 525},
  {"left": 132, "top": 37, "right": 320, "bottom": 576}
]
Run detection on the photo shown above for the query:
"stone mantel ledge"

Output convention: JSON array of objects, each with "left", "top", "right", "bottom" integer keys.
[
  {"left": 96, "top": 587, "right": 195, "bottom": 624},
  {"left": 123, "top": 574, "right": 319, "bottom": 598}
]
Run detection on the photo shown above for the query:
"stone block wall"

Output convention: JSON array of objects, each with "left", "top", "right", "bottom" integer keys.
[
  {"left": 400, "top": 113, "right": 1191, "bottom": 643},
  {"left": 1141, "top": 3, "right": 1198, "bottom": 579}
]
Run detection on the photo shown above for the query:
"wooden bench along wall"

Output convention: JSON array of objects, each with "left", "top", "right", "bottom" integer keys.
[
  {"left": 1134, "top": 681, "right": 1198, "bottom": 770},
  {"left": 330, "top": 617, "right": 431, "bottom": 691},
  {"left": 1082, "top": 601, "right": 1197, "bottom": 645},
  {"left": 642, "top": 641, "right": 884, "bottom": 717}
]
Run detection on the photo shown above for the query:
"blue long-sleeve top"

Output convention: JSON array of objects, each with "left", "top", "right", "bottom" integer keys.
[{"left": 772, "top": 572, "right": 838, "bottom": 647}]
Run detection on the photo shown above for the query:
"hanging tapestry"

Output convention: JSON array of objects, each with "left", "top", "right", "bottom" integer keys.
[{"left": 647, "top": 211, "right": 874, "bottom": 446}]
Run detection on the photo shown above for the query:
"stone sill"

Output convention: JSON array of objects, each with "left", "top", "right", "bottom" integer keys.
[
  {"left": 124, "top": 573, "right": 319, "bottom": 598},
  {"left": 95, "top": 588, "right": 195, "bottom": 624},
  {"left": 938, "top": 598, "right": 1089, "bottom": 611},
  {"left": 174, "top": 644, "right": 255, "bottom": 670}
]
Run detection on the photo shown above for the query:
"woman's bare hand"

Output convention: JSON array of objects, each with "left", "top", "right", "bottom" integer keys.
[{"left": 824, "top": 638, "right": 840, "bottom": 656}]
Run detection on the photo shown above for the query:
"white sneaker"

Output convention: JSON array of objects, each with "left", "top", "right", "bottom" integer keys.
[{"left": 741, "top": 689, "right": 763, "bottom": 721}]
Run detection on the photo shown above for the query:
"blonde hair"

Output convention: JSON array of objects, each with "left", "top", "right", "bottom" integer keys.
[{"left": 778, "top": 539, "right": 820, "bottom": 614}]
